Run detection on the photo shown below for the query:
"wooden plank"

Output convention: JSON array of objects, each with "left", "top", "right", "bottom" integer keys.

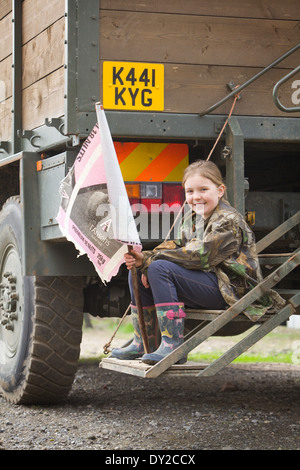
[
  {"left": 100, "top": 357, "right": 208, "bottom": 377},
  {"left": 100, "top": 11, "right": 300, "bottom": 69},
  {"left": 0, "top": 55, "right": 12, "bottom": 100},
  {"left": 100, "top": 62, "right": 300, "bottom": 117},
  {"left": 100, "top": 356, "right": 300, "bottom": 378},
  {"left": 22, "top": 18, "right": 65, "bottom": 89},
  {"left": 22, "top": 67, "right": 64, "bottom": 131},
  {"left": 163, "top": 64, "right": 300, "bottom": 117},
  {"left": 100, "top": 0, "right": 300, "bottom": 21},
  {"left": 0, "top": 11, "right": 11, "bottom": 61},
  {"left": 100, "top": 358, "right": 148, "bottom": 378},
  {"left": 0, "top": 96, "right": 11, "bottom": 141},
  {"left": 0, "top": 0, "right": 11, "bottom": 20},
  {"left": 22, "top": 0, "right": 65, "bottom": 44},
  {"left": 0, "top": 6, "right": 12, "bottom": 142}
]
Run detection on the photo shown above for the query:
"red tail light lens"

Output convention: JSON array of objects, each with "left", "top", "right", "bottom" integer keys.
[
  {"left": 163, "top": 184, "right": 184, "bottom": 210},
  {"left": 140, "top": 198, "right": 162, "bottom": 212}
]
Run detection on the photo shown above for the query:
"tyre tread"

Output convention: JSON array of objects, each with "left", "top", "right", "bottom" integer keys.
[{"left": 0, "top": 197, "right": 84, "bottom": 405}]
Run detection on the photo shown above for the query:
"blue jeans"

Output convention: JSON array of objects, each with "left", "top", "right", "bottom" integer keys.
[{"left": 128, "top": 260, "right": 227, "bottom": 310}]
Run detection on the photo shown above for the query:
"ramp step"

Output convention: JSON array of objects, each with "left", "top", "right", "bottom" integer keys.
[
  {"left": 100, "top": 357, "right": 207, "bottom": 378},
  {"left": 99, "top": 357, "right": 300, "bottom": 378}
]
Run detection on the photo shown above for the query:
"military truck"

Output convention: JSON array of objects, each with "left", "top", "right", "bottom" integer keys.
[{"left": 0, "top": 0, "right": 299, "bottom": 404}]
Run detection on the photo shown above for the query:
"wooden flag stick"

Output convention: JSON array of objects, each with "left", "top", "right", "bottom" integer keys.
[{"left": 128, "top": 246, "right": 149, "bottom": 354}]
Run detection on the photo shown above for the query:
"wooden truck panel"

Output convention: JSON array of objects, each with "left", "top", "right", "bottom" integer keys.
[
  {"left": 0, "top": 0, "right": 299, "bottom": 143},
  {"left": 99, "top": 1, "right": 300, "bottom": 116}
]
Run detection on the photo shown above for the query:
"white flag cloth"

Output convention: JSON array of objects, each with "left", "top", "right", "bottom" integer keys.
[{"left": 56, "top": 103, "right": 141, "bottom": 283}]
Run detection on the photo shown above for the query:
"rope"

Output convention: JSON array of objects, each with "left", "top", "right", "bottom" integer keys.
[
  {"left": 102, "top": 91, "right": 240, "bottom": 354},
  {"left": 206, "top": 89, "right": 240, "bottom": 161},
  {"left": 103, "top": 303, "right": 131, "bottom": 354}
]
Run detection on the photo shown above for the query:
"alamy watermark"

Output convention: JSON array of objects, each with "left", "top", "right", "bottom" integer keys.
[
  {"left": 92, "top": 198, "right": 204, "bottom": 242},
  {"left": 291, "top": 80, "right": 300, "bottom": 105}
]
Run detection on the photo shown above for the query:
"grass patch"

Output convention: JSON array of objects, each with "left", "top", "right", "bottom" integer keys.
[
  {"left": 83, "top": 317, "right": 134, "bottom": 335},
  {"left": 188, "top": 351, "right": 293, "bottom": 364},
  {"left": 82, "top": 351, "right": 293, "bottom": 366},
  {"left": 79, "top": 356, "right": 103, "bottom": 364}
]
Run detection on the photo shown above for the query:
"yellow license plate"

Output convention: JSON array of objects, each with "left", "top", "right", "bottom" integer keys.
[{"left": 103, "top": 61, "right": 164, "bottom": 111}]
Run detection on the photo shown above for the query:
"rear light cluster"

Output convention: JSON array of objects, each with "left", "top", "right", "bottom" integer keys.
[{"left": 125, "top": 182, "right": 184, "bottom": 212}]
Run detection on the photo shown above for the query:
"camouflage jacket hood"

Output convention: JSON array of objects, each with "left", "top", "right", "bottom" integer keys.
[{"left": 140, "top": 199, "right": 285, "bottom": 321}]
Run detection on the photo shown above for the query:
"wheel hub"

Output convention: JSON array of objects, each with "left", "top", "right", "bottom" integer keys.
[
  {"left": 0, "top": 244, "right": 23, "bottom": 361},
  {"left": 0, "top": 272, "right": 19, "bottom": 331}
]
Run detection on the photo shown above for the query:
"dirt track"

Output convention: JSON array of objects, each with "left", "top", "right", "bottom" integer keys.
[
  {"left": 0, "top": 322, "right": 299, "bottom": 451},
  {"left": 0, "top": 361, "right": 299, "bottom": 451}
]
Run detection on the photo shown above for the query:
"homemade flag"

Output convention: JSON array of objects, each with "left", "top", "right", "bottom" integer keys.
[{"left": 56, "top": 103, "right": 142, "bottom": 283}]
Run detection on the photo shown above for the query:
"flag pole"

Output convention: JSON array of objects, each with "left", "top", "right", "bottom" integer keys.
[{"left": 128, "top": 246, "right": 149, "bottom": 354}]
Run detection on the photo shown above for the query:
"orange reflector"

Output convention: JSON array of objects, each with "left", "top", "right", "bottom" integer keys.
[
  {"left": 36, "top": 160, "right": 42, "bottom": 171},
  {"left": 125, "top": 183, "right": 140, "bottom": 199}
]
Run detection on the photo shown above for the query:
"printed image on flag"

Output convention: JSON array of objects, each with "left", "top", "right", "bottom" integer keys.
[{"left": 56, "top": 103, "right": 142, "bottom": 283}]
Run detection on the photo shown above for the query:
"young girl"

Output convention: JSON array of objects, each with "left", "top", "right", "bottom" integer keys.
[{"left": 110, "top": 160, "right": 285, "bottom": 365}]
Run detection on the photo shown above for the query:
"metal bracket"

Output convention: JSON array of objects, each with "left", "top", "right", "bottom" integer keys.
[
  {"left": 64, "top": 0, "right": 100, "bottom": 136},
  {"left": 227, "top": 81, "right": 242, "bottom": 100},
  {"left": 17, "top": 130, "right": 41, "bottom": 148},
  {"left": 45, "top": 117, "right": 65, "bottom": 135},
  {"left": 45, "top": 118, "right": 81, "bottom": 147},
  {"left": 12, "top": 0, "right": 22, "bottom": 154},
  {"left": 0, "top": 142, "right": 11, "bottom": 154},
  {"left": 66, "top": 135, "right": 80, "bottom": 147},
  {"left": 225, "top": 117, "right": 245, "bottom": 215}
]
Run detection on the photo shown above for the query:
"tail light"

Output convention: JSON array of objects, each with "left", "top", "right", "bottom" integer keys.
[
  {"left": 125, "top": 182, "right": 184, "bottom": 212},
  {"left": 163, "top": 183, "right": 185, "bottom": 211}
]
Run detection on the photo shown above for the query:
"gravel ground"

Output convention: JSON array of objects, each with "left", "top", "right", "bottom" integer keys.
[{"left": 0, "top": 324, "right": 299, "bottom": 452}]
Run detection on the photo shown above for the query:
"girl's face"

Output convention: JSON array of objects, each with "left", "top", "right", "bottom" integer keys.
[{"left": 184, "top": 174, "right": 225, "bottom": 218}]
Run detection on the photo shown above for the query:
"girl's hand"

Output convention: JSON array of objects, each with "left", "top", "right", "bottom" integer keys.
[
  {"left": 141, "top": 274, "right": 149, "bottom": 289},
  {"left": 124, "top": 249, "right": 143, "bottom": 270}
]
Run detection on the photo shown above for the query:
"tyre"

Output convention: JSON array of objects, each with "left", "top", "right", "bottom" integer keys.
[{"left": 0, "top": 197, "right": 84, "bottom": 404}]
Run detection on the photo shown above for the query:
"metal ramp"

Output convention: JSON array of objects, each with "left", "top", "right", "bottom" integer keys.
[{"left": 100, "top": 212, "right": 300, "bottom": 378}]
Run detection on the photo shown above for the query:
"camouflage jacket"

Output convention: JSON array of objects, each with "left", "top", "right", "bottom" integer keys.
[{"left": 140, "top": 199, "right": 285, "bottom": 321}]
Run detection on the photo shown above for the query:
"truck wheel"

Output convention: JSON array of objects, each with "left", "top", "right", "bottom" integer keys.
[{"left": 0, "top": 197, "right": 84, "bottom": 404}]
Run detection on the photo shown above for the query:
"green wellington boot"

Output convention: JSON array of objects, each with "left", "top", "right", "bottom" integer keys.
[
  {"left": 141, "top": 303, "right": 187, "bottom": 365},
  {"left": 110, "top": 305, "right": 159, "bottom": 360}
]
